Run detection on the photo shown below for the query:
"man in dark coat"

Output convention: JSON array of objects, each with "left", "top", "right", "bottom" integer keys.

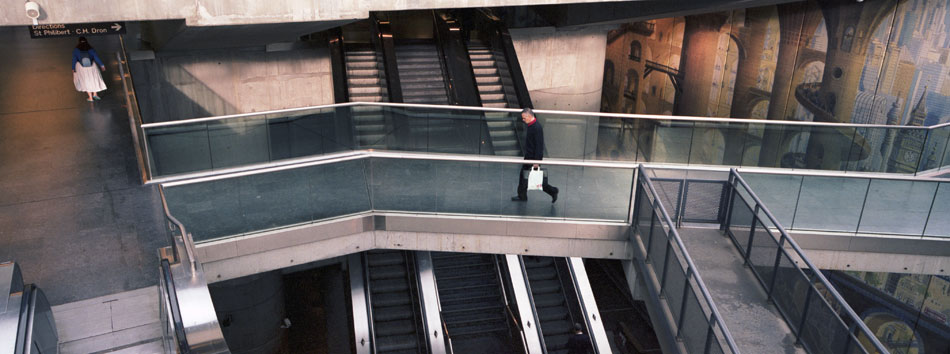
[
  {"left": 566, "top": 323, "right": 592, "bottom": 354},
  {"left": 512, "top": 108, "right": 559, "bottom": 202}
]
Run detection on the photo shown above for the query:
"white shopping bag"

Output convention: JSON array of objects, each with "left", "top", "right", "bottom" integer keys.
[{"left": 527, "top": 166, "right": 544, "bottom": 191}]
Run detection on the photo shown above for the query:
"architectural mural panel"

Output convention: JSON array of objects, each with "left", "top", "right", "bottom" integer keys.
[{"left": 601, "top": 0, "right": 950, "bottom": 172}]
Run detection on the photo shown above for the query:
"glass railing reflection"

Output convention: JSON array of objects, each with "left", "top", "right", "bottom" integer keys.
[
  {"left": 162, "top": 154, "right": 634, "bottom": 243},
  {"left": 139, "top": 103, "right": 950, "bottom": 180}
]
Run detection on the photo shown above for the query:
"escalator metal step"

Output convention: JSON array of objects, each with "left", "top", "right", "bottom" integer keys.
[
  {"left": 370, "top": 278, "right": 410, "bottom": 294},
  {"left": 372, "top": 306, "right": 415, "bottom": 322},
  {"left": 375, "top": 335, "right": 419, "bottom": 353}
]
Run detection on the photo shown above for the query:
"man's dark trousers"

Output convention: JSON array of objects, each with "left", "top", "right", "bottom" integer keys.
[{"left": 516, "top": 163, "right": 558, "bottom": 200}]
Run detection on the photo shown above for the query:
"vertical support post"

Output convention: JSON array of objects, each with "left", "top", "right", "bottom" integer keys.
[
  {"left": 676, "top": 266, "right": 692, "bottom": 337},
  {"left": 703, "top": 313, "right": 716, "bottom": 354},
  {"left": 659, "top": 240, "right": 672, "bottom": 293},
  {"left": 743, "top": 204, "right": 759, "bottom": 264},
  {"left": 795, "top": 283, "right": 814, "bottom": 344},
  {"left": 766, "top": 234, "right": 786, "bottom": 301}
]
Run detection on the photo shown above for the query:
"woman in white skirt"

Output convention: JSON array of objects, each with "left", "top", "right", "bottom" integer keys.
[{"left": 72, "top": 37, "right": 107, "bottom": 102}]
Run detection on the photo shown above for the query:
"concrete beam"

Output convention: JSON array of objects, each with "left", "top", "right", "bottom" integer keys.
[
  {"left": 197, "top": 213, "right": 631, "bottom": 283},
  {"left": 1, "top": 0, "right": 637, "bottom": 27}
]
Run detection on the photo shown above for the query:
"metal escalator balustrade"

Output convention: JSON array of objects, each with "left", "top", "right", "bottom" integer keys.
[
  {"left": 364, "top": 250, "right": 428, "bottom": 354},
  {"left": 0, "top": 262, "right": 57, "bottom": 354},
  {"left": 137, "top": 102, "right": 950, "bottom": 182},
  {"left": 721, "top": 170, "right": 889, "bottom": 354}
]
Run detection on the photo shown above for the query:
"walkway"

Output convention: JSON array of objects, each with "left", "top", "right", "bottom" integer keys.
[
  {"left": 677, "top": 226, "right": 804, "bottom": 354},
  {"left": 0, "top": 27, "right": 167, "bottom": 305}
]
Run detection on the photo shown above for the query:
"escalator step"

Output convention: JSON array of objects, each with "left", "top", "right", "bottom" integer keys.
[
  {"left": 367, "top": 252, "right": 404, "bottom": 266},
  {"left": 527, "top": 268, "right": 557, "bottom": 281},
  {"left": 533, "top": 293, "right": 566, "bottom": 308},
  {"left": 538, "top": 308, "right": 569, "bottom": 322},
  {"left": 372, "top": 292, "right": 411, "bottom": 307},
  {"left": 446, "top": 322, "right": 509, "bottom": 338},
  {"left": 541, "top": 320, "right": 574, "bottom": 337},
  {"left": 370, "top": 279, "right": 409, "bottom": 294},
  {"left": 371, "top": 306, "right": 415, "bottom": 321},
  {"left": 369, "top": 267, "right": 407, "bottom": 280},
  {"left": 375, "top": 335, "right": 419, "bottom": 353},
  {"left": 374, "top": 319, "right": 417, "bottom": 336},
  {"left": 529, "top": 279, "right": 562, "bottom": 294}
]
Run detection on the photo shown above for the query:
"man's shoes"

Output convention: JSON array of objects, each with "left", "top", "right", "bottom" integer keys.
[
  {"left": 551, "top": 189, "right": 559, "bottom": 203},
  {"left": 511, "top": 196, "right": 527, "bottom": 202}
]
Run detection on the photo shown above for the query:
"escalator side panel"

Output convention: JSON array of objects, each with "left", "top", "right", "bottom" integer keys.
[
  {"left": 414, "top": 252, "right": 448, "bottom": 353},
  {"left": 328, "top": 27, "right": 349, "bottom": 103},
  {"left": 434, "top": 13, "right": 481, "bottom": 107},
  {"left": 348, "top": 254, "right": 372, "bottom": 354},
  {"left": 566, "top": 257, "right": 612, "bottom": 354},
  {"left": 505, "top": 255, "right": 545, "bottom": 354}
]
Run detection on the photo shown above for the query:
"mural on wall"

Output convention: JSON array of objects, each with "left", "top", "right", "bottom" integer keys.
[
  {"left": 828, "top": 271, "right": 950, "bottom": 354},
  {"left": 601, "top": 0, "right": 950, "bottom": 172}
]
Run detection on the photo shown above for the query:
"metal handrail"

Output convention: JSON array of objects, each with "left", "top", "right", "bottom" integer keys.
[
  {"left": 729, "top": 169, "right": 889, "bottom": 354},
  {"left": 139, "top": 100, "right": 950, "bottom": 130},
  {"left": 115, "top": 38, "right": 151, "bottom": 182},
  {"left": 638, "top": 165, "right": 740, "bottom": 353},
  {"left": 158, "top": 186, "right": 197, "bottom": 274}
]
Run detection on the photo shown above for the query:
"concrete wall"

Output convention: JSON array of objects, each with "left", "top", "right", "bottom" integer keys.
[
  {"left": 0, "top": 0, "right": 629, "bottom": 26},
  {"left": 130, "top": 44, "right": 333, "bottom": 122},
  {"left": 511, "top": 25, "right": 609, "bottom": 159}
]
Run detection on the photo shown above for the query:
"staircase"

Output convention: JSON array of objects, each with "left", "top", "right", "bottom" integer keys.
[
  {"left": 344, "top": 45, "right": 389, "bottom": 149},
  {"left": 395, "top": 41, "right": 451, "bottom": 104},
  {"left": 523, "top": 256, "right": 575, "bottom": 354},
  {"left": 466, "top": 39, "right": 522, "bottom": 156},
  {"left": 431, "top": 252, "right": 513, "bottom": 353},
  {"left": 366, "top": 250, "right": 426, "bottom": 354}
]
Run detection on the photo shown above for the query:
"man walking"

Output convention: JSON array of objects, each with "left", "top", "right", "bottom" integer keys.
[{"left": 512, "top": 108, "right": 559, "bottom": 203}]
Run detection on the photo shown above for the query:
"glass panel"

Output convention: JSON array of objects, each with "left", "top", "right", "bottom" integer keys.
[
  {"left": 663, "top": 253, "right": 687, "bottom": 322},
  {"left": 918, "top": 126, "right": 950, "bottom": 173},
  {"left": 207, "top": 117, "right": 271, "bottom": 170},
  {"left": 310, "top": 160, "right": 372, "bottom": 220},
  {"left": 924, "top": 182, "right": 950, "bottom": 237},
  {"left": 147, "top": 123, "right": 212, "bottom": 177},
  {"left": 858, "top": 179, "right": 938, "bottom": 235},
  {"left": 754, "top": 124, "right": 806, "bottom": 169},
  {"left": 680, "top": 285, "right": 711, "bottom": 354},
  {"left": 727, "top": 196, "right": 754, "bottom": 257},
  {"left": 560, "top": 166, "right": 635, "bottom": 221},
  {"left": 799, "top": 285, "right": 849, "bottom": 354},
  {"left": 536, "top": 112, "right": 595, "bottom": 160},
  {"left": 793, "top": 176, "right": 869, "bottom": 232},
  {"left": 846, "top": 126, "right": 902, "bottom": 173},
  {"left": 741, "top": 173, "right": 802, "bottom": 228},
  {"left": 649, "top": 213, "right": 667, "bottom": 277},
  {"left": 748, "top": 220, "right": 779, "bottom": 289},
  {"left": 770, "top": 250, "right": 810, "bottom": 333},
  {"left": 800, "top": 125, "right": 857, "bottom": 171},
  {"left": 239, "top": 167, "right": 313, "bottom": 232},
  {"left": 651, "top": 120, "right": 694, "bottom": 164},
  {"left": 739, "top": 122, "right": 764, "bottom": 167},
  {"left": 938, "top": 125, "right": 950, "bottom": 170},
  {"left": 165, "top": 178, "right": 245, "bottom": 242},
  {"left": 689, "top": 121, "right": 740, "bottom": 165},
  {"left": 635, "top": 184, "right": 654, "bottom": 235},
  {"left": 595, "top": 115, "right": 642, "bottom": 162},
  {"left": 267, "top": 108, "right": 350, "bottom": 160}
]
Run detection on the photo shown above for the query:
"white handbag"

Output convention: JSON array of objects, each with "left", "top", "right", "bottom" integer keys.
[{"left": 527, "top": 166, "right": 544, "bottom": 191}]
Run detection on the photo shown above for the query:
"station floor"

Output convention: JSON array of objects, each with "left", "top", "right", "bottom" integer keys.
[{"left": 0, "top": 27, "right": 166, "bottom": 305}]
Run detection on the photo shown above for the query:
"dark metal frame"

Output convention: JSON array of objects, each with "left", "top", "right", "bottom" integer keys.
[
  {"left": 160, "top": 259, "right": 191, "bottom": 354},
  {"left": 721, "top": 169, "right": 889, "bottom": 354},
  {"left": 634, "top": 165, "right": 739, "bottom": 354}
]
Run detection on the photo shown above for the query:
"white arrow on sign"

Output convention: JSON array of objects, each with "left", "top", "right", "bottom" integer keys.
[{"left": 111, "top": 23, "right": 122, "bottom": 31}]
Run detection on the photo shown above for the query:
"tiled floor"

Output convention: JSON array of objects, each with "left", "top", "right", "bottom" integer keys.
[
  {"left": 0, "top": 27, "right": 168, "bottom": 305},
  {"left": 52, "top": 286, "right": 163, "bottom": 353}
]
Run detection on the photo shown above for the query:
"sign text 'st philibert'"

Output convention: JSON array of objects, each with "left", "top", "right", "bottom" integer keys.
[{"left": 29, "top": 22, "right": 126, "bottom": 39}]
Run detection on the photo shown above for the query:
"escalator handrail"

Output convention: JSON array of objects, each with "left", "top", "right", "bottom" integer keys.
[
  {"left": 359, "top": 253, "right": 378, "bottom": 354},
  {"left": 327, "top": 27, "right": 350, "bottom": 103},
  {"left": 517, "top": 256, "right": 549, "bottom": 354},
  {"left": 370, "top": 14, "right": 403, "bottom": 103},
  {"left": 403, "top": 252, "right": 429, "bottom": 353},
  {"left": 160, "top": 259, "right": 191, "bottom": 354},
  {"left": 158, "top": 185, "right": 197, "bottom": 274}
]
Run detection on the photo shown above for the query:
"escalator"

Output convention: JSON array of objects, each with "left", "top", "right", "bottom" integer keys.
[
  {"left": 431, "top": 252, "right": 519, "bottom": 353},
  {"left": 344, "top": 44, "right": 390, "bottom": 149},
  {"left": 522, "top": 256, "right": 581, "bottom": 354},
  {"left": 365, "top": 250, "right": 428, "bottom": 354},
  {"left": 395, "top": 40, "right": 451, "bottom": 104},
  {"left": 466, "top": 38, "right": 522, "bottom": 156}
]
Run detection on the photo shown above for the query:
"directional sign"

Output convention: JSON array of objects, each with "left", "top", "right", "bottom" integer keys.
[{"left": 29, "top": 22, "right": 126, "bottom": 39}]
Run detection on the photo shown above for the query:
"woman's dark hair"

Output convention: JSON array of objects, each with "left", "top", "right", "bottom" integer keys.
[{"left": 76, "top": 36, "right": 92, "bottom": 51}]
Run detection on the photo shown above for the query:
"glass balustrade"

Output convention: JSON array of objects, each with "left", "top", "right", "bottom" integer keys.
[{"left": 139, "top": 103, "right": 950, "bottom": 180}]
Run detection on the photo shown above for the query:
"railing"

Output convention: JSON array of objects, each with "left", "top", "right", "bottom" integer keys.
[
  {"left": 634, "top": 165, "right": 739, "bottom": 354},
  {"left": 722, "top": 169, "right": 889, "bottom": 354},
  {"left": 138, "top": 102, "right": 950, "bottom": 182},
  {"left": 116, "top": 36, "right": 151, "bottom": 183},
  {"left": 159, "top": 259, "right": 189, "bottom": 354},
  {"left": 160, "top": 151, "right": 636, "bottom": 243},
  {"left": 741, "top": 171, "right": 949, "bottom": 238}
]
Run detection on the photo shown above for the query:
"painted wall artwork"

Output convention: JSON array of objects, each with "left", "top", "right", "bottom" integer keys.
[{"left": 601, "top": 0, "right": 950, "bottom": 173}]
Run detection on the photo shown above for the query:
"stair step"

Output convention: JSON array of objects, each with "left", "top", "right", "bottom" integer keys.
[
  {"left": 370, "top": 279, "right": 409, "bottom": 294},
  {"left": 372, "top": 306, "right": 415, "bottom": 322},
  {"left": 375, "top": 335, "right": 419, "bottom": 352}
]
